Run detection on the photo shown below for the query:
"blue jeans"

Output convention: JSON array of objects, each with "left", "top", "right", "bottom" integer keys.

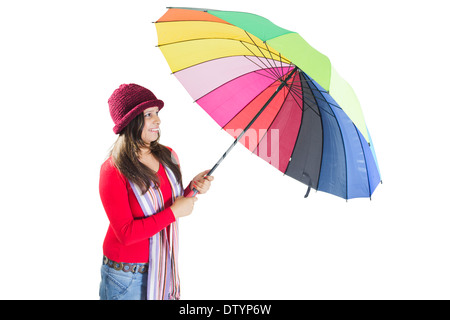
[{"left": 99, "top": 263, "right": 148, "bottom": 300}]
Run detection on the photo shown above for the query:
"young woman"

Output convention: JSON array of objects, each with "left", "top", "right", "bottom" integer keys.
[{"left": 99, "top": 83, "right": 213, "bottom": 300}]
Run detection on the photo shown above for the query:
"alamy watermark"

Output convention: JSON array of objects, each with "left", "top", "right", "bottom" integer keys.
[{"left": 225, "top": 128, "right": 280, "bottom": 170}]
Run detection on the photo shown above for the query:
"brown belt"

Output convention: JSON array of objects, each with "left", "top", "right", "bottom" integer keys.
[{"left": 103, "top": 256, "right": 148, "bottom": 274}]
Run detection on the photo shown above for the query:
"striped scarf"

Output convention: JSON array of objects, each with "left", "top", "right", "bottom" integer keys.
[{"left": 128, "top": 164, "right": 182, "bottom": 300}]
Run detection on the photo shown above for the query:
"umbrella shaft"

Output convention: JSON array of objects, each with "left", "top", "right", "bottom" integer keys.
[{"left": 206, "top": 67, "right": 298, "bottom": 177}]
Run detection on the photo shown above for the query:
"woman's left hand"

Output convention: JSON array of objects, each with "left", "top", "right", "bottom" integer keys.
[{"left": 190, "top": 170, "right": 214, "bottom": 194}]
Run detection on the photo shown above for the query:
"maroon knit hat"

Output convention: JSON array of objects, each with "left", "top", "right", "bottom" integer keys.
[{"left": 108, "top": 83, "right": 164, "bottom": 134}]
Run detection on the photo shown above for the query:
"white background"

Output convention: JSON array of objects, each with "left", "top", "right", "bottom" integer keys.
[{"left": 1, "top": 0, "right": 449, "bottom": 299}]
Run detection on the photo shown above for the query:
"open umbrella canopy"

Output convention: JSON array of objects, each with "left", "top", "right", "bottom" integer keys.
[{"left": 155, "top": 7, "right": 381, "bottom": 200}]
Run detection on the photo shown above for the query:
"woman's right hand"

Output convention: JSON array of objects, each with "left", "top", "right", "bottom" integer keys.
[{"left": 170, "top": 196, "right": 197, "bottom": 219}]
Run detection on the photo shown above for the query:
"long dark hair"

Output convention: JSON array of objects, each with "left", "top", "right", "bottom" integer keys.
[{"left": 109, "top": 113, "right": 182, "bottom": 195}]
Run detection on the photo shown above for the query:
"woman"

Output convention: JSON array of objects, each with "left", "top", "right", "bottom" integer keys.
[{"left": 99, "top": 83, "right": 213, "bottom": 300}]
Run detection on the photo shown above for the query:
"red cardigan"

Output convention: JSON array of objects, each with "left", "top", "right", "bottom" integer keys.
[{"left": 99, "top": 149, "right": 191, "bottom": 263}]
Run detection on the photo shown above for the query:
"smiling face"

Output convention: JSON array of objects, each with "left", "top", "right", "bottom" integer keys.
[{"left": 141, "top": 106, "right": 161, "bottom": 145}]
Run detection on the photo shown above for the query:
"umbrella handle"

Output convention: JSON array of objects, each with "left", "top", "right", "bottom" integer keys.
[
  {"left": 185, "top": 167, "right": 215, "bottom": 198},
  {"left": 185, "top": 188, "right": 198, "bottom": 198},
  {"left": 185, "top": 171, "right": 213, "bottom": 198}
]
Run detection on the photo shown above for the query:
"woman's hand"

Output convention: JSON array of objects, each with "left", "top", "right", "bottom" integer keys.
[
  {"left": 190, "top": 170, "right": 214, "bottom": 194},
  {"left": 170, "top": 196, "right": 197, "bottom": 219}
]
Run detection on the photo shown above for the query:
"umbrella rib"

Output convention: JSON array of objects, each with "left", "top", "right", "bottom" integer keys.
[
  {"left": 170, "top": 55, "right": 284, "bottom": 78},
  {"left": 298, "top": 71, "right": 325, "bottom": 192},
  {"left": 248, "top": 77, "right": 297, "bottom": 155},
  {"left": 242, "top": 55, "right": 284, "bottom": 81},
  {"left": 291, "top": 90, "right": 327, "bottom": 119},
  {"left": 286, "top": 86, "right": 306, "bottom": 113},
  {"left": 299, "top": 79, "right": 331, "bottom": 95},
  {"left": 220, "top": 78, "right": 281, "bottom": 129},
  {"left": 308, "top": 77, "right": 349, "bottom": 199},
  {"left": 246, "top": 38, "right": 332, "bottom": 101},
  {"left": 157, "top": 37, "right": 248, "bottom": 47},
  {"left": 237, "top": 73, "right": 299, "bottom": 158},
  {"left": 282, "top": 79, "right": 329, "bottom": 120},
  {"left": 244, "top": 31, "right": 280, "bottom": 78},
  {"left": 193, "top": 69, "right": 279, "bottom": 103},
  {"left": 264, "top": 41, "right": 286, "bottom": 80},
  {"left": 283, "top": 83, "right": 306, "bottom": 181},
  {"left": 253, "top": 70, "right": 283, "bottom": 82},
  {"left": 279, "top": 53, "right": 286, "bottom": 78},
  {"left": 289, "top": 84, "right": 342, "bottom": 113},
  {"left": 288, "top": 85, "right": 336, "bottom": 118},
  {"left": 287, "top": 87, "right": 312, "bottom": 114},
  {"left": 281, "top": 86, "right": 319, "bottom": 198},
  {"left": 287, "top": 81, "right": 338, "bottom": 119},
  {"left": 355, "top": 122, "right": 372, "bottom": 199},
  {"left": 284, "top": 83, "right": 309, "bottom": 111},
  {"left": 159, "top": 36, "right": 290, "bottom": 78},
  {"left": 158, "top": 37, "right": 289, "bottom": 63},
  {"left": 262, "top": 42, "right": 281, "bottom": 79},
  {"left": 288, "top": 75, "right": 333, "bottom": 96},
  {"left": 159, "top": 37, "right": 291, "bottom": 80},
  {"left": 246, "top": 31, "right": 295, "bottom": 82},
  {"left": 300, "top": 74, "right": 343, "bottom": 109},
  {"left": 241, "top": 42, "right": 282, "bottom": 81},
  {"left": 239, "top": 40, "right": 285, "bottom": 81}
]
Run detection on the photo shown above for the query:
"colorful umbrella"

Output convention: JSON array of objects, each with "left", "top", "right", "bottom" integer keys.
[{"left": 155, "top": 7, "right": 381, "bottom": 200}]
